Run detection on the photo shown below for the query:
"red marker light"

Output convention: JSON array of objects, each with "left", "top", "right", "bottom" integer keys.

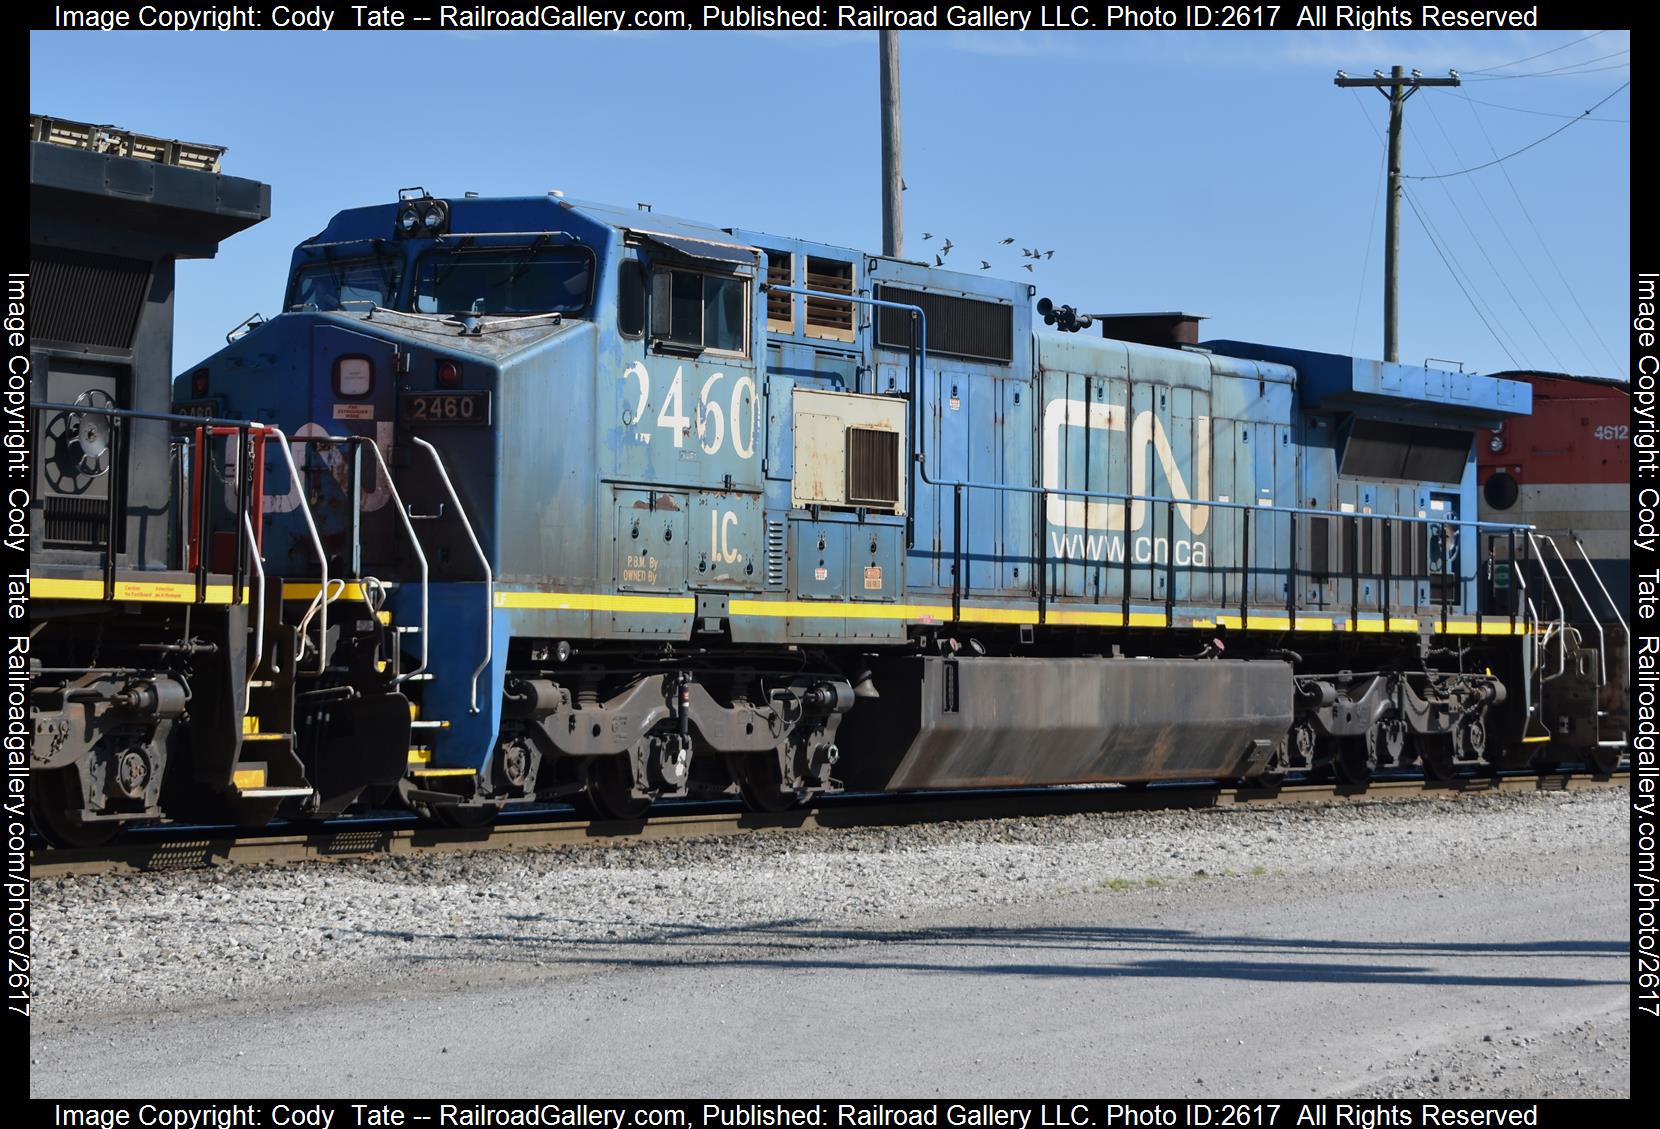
[
  {"left": 437, "top": 360, "right": 461, "bottom": 388},
  {"left": 191, "top": 369, "right": 209, "bottom": 397}
]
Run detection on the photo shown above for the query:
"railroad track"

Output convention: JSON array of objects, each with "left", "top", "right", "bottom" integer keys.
[{"left": 32, "top": 770, "right": 1628, "bottom": 879}]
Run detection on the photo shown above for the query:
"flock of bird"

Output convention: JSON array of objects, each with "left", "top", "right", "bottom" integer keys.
[{"left": 920, "top": 232, "right": 1057, "bottom": 273}]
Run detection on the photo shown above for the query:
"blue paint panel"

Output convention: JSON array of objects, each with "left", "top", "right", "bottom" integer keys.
[
  {"left": 1205, "top": 339, "right": 1532, "bottom": 421},
  {"left": 849, "top": 523, "right": 903, "bottom": 602},
  {"left": 1001, "top": 378, "right": 1034, "bottom": 595},
  {"left": 689, "top": 491, "right": 763, "bottom": 591},
  {"left": 966, "top": 375, "right": 999, "bottom": 593},
  {"left": 793, "top": 520, "right": 847, "bottom": 601}
]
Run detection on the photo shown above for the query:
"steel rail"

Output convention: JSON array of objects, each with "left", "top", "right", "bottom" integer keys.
[{"left": 31, "top": 771, "right": 1626, "bottom": 879}]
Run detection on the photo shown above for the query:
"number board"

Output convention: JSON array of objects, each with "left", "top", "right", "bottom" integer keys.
[
  {"left": 171, "top": 399, "right": 222, "bottom": 432},
  {"left": 400, "top": 391, "right": 491, "bottom": 426}
]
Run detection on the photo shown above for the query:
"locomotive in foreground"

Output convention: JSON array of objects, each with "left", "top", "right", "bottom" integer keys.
[
  {"left": 26, "top": 116, "right": 291, "bottom": 845},
  {"left": 29, "top": 127, "right": 1625, "bottom": 840}
]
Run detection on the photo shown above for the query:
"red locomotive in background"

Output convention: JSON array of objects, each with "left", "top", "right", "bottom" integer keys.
[{"left": 1477, "top": 371, "right": 1629, "bottom": 768}]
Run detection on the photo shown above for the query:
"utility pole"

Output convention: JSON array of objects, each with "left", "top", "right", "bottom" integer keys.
[
  {"left": 880, "top": 31, "right": 903, "bottom": 258},
  {"left": 1334, "top": 66, "right": 1459, "bottom": 363}
]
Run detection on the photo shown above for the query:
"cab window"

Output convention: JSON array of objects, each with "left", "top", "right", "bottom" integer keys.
[
  {"left": 412, "top": 248, "right": 593, "bottom": 316},
  {"left": 650, "top": 268, "right": 747, "bottom": 355},
  {"left": 289, "top": 257, "right": 402, "bottom": 311}
]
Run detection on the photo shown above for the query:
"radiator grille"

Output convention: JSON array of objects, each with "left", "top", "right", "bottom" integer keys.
[
  {"left": 764, "top": 252, "right": 792, "bottom": 327},
  {"left": 804, "top": 257, "right": 854, "bottom": 338},
  {"left": 43, "top": 495, "right": 110, "bottom": 549},
  {"left": 875, "top": 285, "right": 1013, "bottom": 364},
  {"left": 846, "top": 427, "right": 900, "bottom": 509},
  {"left": 31, "top": 247, "right": 151, "bottom": 350}
]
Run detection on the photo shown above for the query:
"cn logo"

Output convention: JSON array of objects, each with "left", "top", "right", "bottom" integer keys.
[{"left": 1041, "top": 399, "right": 1211, "bottom": 534}]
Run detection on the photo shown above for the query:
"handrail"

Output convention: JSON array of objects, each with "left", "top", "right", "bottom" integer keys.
[
  {"left": 242, "top": 508, "right": 265, "bottom": 714},
  {"left": 1572, "top": 533, "right": 1630, "bottom": 643},
  {"left": 1539, "top": 535, "right": 1607, "bottom": 686},
  {"left": 753, "top": 302, "right": 1527, "bottom": 644},
  {"left": 1526, "top": 533, "right": 1568, "bottom": 682},
  {"left": 265, "top": 426, "right": 330, "bottom": 676},
  {"left": 411, "top": 437, "right": 492, "bottom": 713},
  {"left": 351, "top": 436, "right": 429, "bottom": 682}
]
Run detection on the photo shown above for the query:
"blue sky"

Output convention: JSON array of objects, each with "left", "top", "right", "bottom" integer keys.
[{"left": 29, "top": 29, "right": 1630, "bottom": 378}]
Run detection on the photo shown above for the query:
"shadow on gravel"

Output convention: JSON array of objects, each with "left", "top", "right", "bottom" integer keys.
[{"left": 298, "top": 918, "right": 1624, "bottom": 989}]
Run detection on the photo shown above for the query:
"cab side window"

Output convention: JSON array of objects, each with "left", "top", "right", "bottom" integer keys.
[{"left": 650, "top": 267, "right": 747, "bottom": 356}]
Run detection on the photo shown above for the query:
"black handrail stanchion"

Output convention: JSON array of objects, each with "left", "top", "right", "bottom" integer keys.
[
  {"left": 1038, "top": 488, "right": 1048, "bottom": 626},
  {"left": 103, "top": 418, "right": 122, "bottom": 601},
  {"left": 1439, "top": 520, "right": 1451, "bottom": 634},
  {"left": 1348, "top": 516, "right": 1359, "bottom": 631},
  {"left": 1240, "top": 506, "right": 1250, "bottom": 629},
  {"left": 1121, "top": 495, "right": 1132, "bottom": 625},
  {"left": 1507, "top": 529, "right": 1517, "bottom": 631},
  {"left": 194, "top": 426, "right": 213, "bottom": 603},
  {"left": 1382, "top": 517, "right": 1392, "bottom": 628},
  {"left": 952, "top": 483, "right": 962, "bottom": 623},
  {"left": 1287, "top": 509, "right": 1297, "bottom": 629},
  {"left": 906, "top": 311, "right": 919, "bottom": 551},
  {"left": 1165, "top": 500, "right": 1175, "bottom": 624},
  {"left": 1476, "top": 533, "right": 1486, "bottom": 635}
]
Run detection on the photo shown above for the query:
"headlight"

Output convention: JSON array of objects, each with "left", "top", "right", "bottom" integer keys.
[
  {"left": 421, "top": 204, "right": 445, "bottom": 230},
  {"left": 398, "top": 207, "right": 421, "bottom": 235}
]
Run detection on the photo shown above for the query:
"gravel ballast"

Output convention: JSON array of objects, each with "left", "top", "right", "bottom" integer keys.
[{"left": 32, "top": 788, "right": 1625, "bottom": 1024}]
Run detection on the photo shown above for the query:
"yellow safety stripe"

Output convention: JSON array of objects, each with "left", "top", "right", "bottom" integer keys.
[
  {"left": 495, "top": 591, "right": 696, "bottom": 614},
  {"left": 31, "top": 577, "right": 240, "bottom": 604},
  {"left": 491, "top": 589, "right": 1531, "bottom": 635},
  {"left": 232, "top": 768, "right": 267, "bottom": 789}
]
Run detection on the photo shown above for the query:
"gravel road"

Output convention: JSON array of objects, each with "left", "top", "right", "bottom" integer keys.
[{"left": 29, "top": 787, "right": 1629, "bottom": 1097}]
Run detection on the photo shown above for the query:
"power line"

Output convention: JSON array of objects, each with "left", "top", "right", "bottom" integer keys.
[
  {"left": 1457, "top": 97, "right": 1624, "bottom": 375},
  {"left": 1447, "top": 90, "right": 1627, "bottom": 124},
  {"left": 1423, "top": 94, "right": 1588, "bottom": 373},
  {"left": 1349, "top": 127, "right": 1388, "bottom": 356},
  {"left": 1466, "top": 51, "right": 1629, "bottom": 80},
  {"left": 1401, "top": 187, "right": 1521, "bottom": 368},
  {"left": 1402, "top": 82, "right": 1628, "bottom": 180},
  {"left": 1466, "top": 30, "right": 1605, "bottom": 74},
  {"left": 1414, "top": 103, "right": 1567, "bottom": 371}
]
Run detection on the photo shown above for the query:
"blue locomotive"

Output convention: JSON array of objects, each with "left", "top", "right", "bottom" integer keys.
[
  {"left": 34, "top": 154, "right": 1617, "bottom": 841},
  {"left": 161, "top": 185, "right": 1595, "bottom": 826}
]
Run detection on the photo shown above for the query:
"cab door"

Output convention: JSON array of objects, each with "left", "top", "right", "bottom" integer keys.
[{"left": 309, "top": 324, "right": 400, "bottom": 571}]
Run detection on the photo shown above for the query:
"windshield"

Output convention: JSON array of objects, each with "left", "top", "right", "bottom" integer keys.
[
  {"left": 289, "top": 257, "right": 402, "bottom": 311},
  {"left": 412, "top": 248, "right": 592, "bottom": 316}
]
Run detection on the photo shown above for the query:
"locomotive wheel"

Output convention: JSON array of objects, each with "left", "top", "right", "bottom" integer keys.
[
  {"left": 1413, "top": 736, "right": 1459, "bottom": 783},
  {"left": 730, "top": 754, "right": 807, "bottom": 814},
  {"left": 1332, "top": 737, "right": 1375, "bottom": 786},
  {"left": 31, "top": 768, "right": 124, "bottom": 849},
  {"left": 579, "top": 754, "right": 652, "bottom": 822}
]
